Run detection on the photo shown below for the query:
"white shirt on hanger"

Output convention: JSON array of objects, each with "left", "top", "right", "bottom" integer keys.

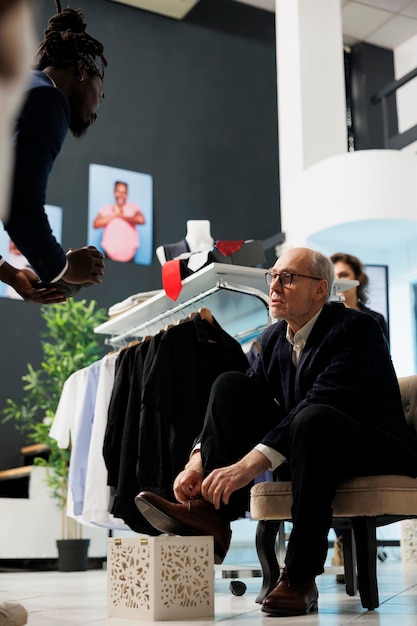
[{"left": 82, "top": 352, "right": 130, "bottom": 529}]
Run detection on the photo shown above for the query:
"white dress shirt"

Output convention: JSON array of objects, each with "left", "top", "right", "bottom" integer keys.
[{"left": 254, "top": 309, "right": 323, "bottom": 470}]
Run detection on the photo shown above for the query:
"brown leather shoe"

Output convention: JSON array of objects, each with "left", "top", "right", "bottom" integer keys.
[
  {"left": 135, "top": 491, "right": 231, "bottom": 564},
  {"left": 262, "top": 569, "right": 318, "bottom": 616}
]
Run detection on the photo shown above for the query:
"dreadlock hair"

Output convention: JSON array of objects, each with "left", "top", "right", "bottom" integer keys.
[{"left": 36, "top": 1, "right": 107, "bottom": 80}]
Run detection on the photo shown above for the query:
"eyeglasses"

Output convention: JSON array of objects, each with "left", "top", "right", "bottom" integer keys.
[{"left": 265, "top": 271, "right": 323, "bottom": 287}]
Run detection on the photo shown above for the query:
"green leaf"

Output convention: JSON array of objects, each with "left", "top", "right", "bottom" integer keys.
[{"left": 0, "top": 299, "right": 107, "bottom": 533}]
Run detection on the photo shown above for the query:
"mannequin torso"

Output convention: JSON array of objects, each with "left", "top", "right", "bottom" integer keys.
[{"left": 156, "top": 220, "right": 214, "bottom": 265}]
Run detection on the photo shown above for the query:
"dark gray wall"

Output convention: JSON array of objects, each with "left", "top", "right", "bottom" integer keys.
[
  {"left": 348, "top": 42, "right": 397, "bottom": 150},
  {"left": 0, "top": 0, "right": 279, "bottom": 469}
]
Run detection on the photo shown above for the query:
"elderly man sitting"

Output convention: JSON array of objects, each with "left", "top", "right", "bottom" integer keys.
[{"left": 136, "top": 247, "right": 417, "bottom": 617}]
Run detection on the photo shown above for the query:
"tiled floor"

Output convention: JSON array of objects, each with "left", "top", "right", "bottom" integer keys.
[{"left": 1, "top": 558, "right": 417, "bottom": 625}]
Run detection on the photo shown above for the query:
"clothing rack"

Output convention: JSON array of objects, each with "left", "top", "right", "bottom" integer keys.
[
  {"left": 94, "top": 262, "right": 272, "bottom": 593},
  {"left": 102, "top": 285, "right": 222, "bottom": 347},
  {"left": 95, "top": 263, "right": 271, "bottom": 348}
]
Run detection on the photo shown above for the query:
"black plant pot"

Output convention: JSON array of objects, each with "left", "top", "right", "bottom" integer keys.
[{"left": 56, "top": 538, "right": 90, "bottom": 572}]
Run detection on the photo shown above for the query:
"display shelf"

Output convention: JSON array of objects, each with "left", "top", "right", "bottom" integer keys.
[{"left": 95, "top": 263, "right": 271, "bottom": 346}]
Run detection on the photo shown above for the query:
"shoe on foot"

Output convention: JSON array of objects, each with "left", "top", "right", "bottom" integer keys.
[
  {"left": 262, "top": 569, "right": 318, "bottom": 616},
  {"left": 0, "top": 601, "right": 28, "bottom": 626},
  {"left": 135, "top": 490, "right": 231, "bottom": 564}
]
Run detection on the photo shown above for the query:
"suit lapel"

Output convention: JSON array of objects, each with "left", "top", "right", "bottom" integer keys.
[
  {"left": 279, "top": 341, "right": 296, "bottom": 411},
  {"left": 294, "top": 305, "right": 334, "bottom": 403}
]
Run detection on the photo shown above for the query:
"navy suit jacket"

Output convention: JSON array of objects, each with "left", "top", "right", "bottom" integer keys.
[
  {"left": 248, "top": 302, "right": 416, "bottom": 459},
  {"left": 6, "top": 71, "right": 68, "bottom": 282}
]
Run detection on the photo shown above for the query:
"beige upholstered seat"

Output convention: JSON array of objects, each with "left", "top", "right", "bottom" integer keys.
[
  {"left": 250, "top": 375, "right": 417, "bottom": 610},
  {"left": 251, "top": 474, "right": 417, "bottom": 520}
]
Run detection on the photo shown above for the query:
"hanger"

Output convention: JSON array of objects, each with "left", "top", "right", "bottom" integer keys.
[
  {"left": 128, "top": 339, "right": 140, "bottom": 347},
  {"left": 199, "top": 307, "right": 215, "bottom": 326}
]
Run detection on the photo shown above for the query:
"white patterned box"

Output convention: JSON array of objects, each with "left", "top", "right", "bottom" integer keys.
[{"left": 107, "top": 535, "right": 214, "bottom": 621}]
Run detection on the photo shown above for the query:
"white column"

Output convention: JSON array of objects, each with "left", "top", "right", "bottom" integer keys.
[
  {"left": 275, "top": 1, "right": 417, "bottom": 377},
  {"left": 276, "top": 0, "right": 347, "bottom": 245}
]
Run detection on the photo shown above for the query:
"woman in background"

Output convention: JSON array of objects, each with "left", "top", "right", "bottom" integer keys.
[{"left": 331, "top": 251, "right": 389, "bottom": 341}]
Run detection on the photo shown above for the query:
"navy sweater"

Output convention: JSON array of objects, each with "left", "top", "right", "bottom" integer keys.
[{"left": 5, "top": 71, "right": 68, "bottom": 282}]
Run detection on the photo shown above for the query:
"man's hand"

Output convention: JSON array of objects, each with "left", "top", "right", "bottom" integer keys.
[
  {"left": 64, "top": 246, "right": 105, "bottom": 284},
  {"left": 201, "top": 449, "right": 271, "bottom": 510},
  {"left": 173, "top": 450, "right": 204, "bottom": 502},
  {"left": 0, "top": 264, "right": 66, "bottom": 304}
]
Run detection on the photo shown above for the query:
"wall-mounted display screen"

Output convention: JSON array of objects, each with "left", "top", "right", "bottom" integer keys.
[
  {"left": 87, "top": 164, "right": 153, "bottom": 267},
  {"left": 365, "top": 264, "right": 389, "bottom": 335}
]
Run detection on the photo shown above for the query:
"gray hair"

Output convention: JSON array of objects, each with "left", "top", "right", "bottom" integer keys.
[{"left": 308, "top": 250, "right": 334, "bottom": 299}]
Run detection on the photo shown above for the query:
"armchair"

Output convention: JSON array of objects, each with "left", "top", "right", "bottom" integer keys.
[{"left": 250, "top": 375, "right": 417, "bottom": 610}]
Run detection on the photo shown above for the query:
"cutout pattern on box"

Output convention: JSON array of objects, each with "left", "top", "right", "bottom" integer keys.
[{"left": 108, "top": 536, "right": 214, "bottom": 620}]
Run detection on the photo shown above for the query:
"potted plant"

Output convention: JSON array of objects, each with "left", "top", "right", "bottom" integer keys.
[{"left": 1, "top": 298, "right": 107, "bottom": 570}]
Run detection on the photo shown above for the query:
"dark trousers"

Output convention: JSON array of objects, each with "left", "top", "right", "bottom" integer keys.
[{"left": 200, "top": 371, "right": 417, "bottom": 578}]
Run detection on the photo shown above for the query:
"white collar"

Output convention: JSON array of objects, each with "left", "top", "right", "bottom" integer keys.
[
  {"left": 286, "top": 308, "right": 323, "bottom": 353},
  {"left": 44, "top": 72, "right": 57, "bottom": 88}
]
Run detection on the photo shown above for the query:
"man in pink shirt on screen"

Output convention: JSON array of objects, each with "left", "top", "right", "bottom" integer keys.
[{"left": 93, "top": 180, "right": 145, "bottom": 262}]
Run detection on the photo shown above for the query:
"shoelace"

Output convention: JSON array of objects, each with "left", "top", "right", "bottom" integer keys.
[{"left": 278, "top": 568, "right": 291, "bottom": 586}]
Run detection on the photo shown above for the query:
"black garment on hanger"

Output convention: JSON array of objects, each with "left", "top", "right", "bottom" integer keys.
[
  {"left": 136, "top": 313, "right": 249, "bottom": 501},
  {"left": 103, "top": 346, "right": 137, "bottom": 491},
  {"left": 103, "top": 314, "right": 248, "bottom": 530},
  {"left": 103, "top": 342, "right": 161, "bottom": 534},
  {"left": 109, "top": 335, "right": 164, "bottom": 534}
]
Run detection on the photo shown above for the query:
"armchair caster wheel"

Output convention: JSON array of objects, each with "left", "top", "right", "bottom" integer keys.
[
  {"left": 230, "top": 580, "right": 247, "bottom": 596},
  {"left": 377, "top": 548, "right": 387, "bottom": 562}
]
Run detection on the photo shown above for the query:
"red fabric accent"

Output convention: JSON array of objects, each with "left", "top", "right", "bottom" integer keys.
[
  {"left": 215, "top": 240, "right": 245, "bottom": 256},
  {"left": 162, "top": 260, "right": 183, "bottom": 301}
]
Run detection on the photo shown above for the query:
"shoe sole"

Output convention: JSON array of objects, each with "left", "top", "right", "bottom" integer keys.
[
  {"left": 136, "top": 496, "right": 226, "bottom": 564},
  {"left": 261, "top": 600, "right": 318, "bottom": 616}
]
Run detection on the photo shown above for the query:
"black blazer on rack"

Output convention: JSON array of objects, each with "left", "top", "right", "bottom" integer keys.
[
  {"left": 137, "top": 314, "right": 249, "bottom": 501},
  {"left": 103, "top": 341, "right": 161, "bottom": 534},
  {"left": 103, "top": 346, "right": 138, "bottom": 490},
  {"left": 108, "top": 335, "right": 165, "bottom": 534},
  {"left": 103, "top": 312, "right": 249, "bottom": 533}
]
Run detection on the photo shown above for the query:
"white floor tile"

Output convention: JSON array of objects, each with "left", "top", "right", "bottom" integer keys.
[{"left": 1, "top": 560, "right": 417, "bottom": 624}]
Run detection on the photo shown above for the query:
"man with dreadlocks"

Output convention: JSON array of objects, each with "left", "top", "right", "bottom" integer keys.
[
  {"left": 0, "top": 0, "right": 107, "bottom": 301},
  {"left": 0, "top": 0, "right": 54, "bottom": 308},
  {"left": 0, "top": 3, "right": 106, "bottom": 620}
]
